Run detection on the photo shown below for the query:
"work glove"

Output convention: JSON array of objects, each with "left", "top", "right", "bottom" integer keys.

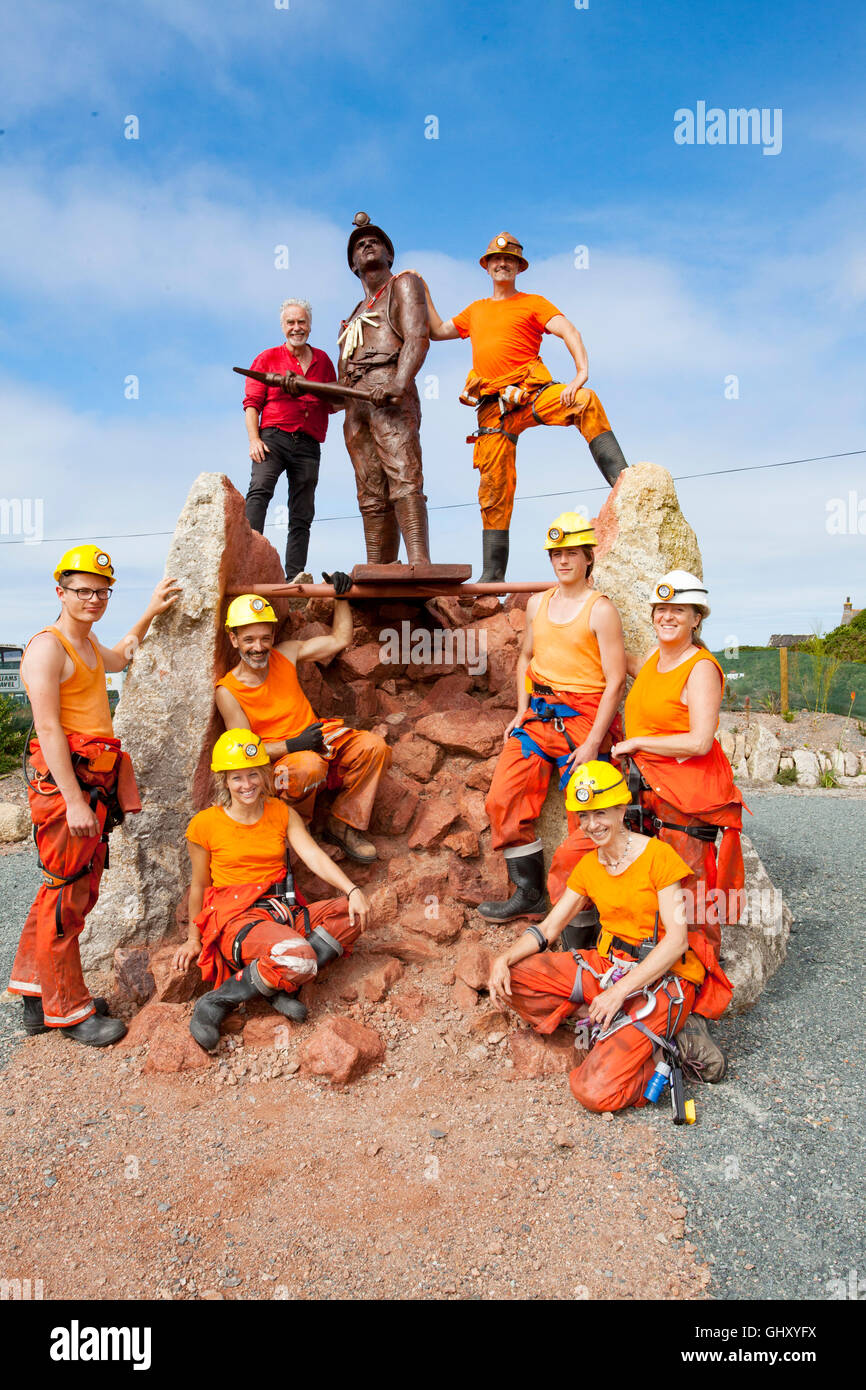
[
  {"left": 323, "top": 570, "right": 353, "bottom": 596},
  {"left": 284, "top": 722, "right": 327, "bottom": 756}
]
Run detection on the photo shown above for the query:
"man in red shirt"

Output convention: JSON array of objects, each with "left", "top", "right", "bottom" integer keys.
[
  {"left": 424, "top": 233, "right": 628, "bottom": 580},
  {"left": 243, "top": 299, "right": 338, "bottom": 582}
]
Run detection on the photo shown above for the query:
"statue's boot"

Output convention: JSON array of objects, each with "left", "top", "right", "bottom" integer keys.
[
  {"left": 589, "top": 430, "right": 628, "bottom": 486},
  {"left": 560, "top": 905, "right": 601, "bottom": 953},
  {"left": 479, "top": 529, "right": 509, "bottom": 582},
  {"left": 361, "top": 510, "right": 400, "bottom": 564},
  {"left": 393, "top": 494, "right": 431, "bottom": 565}
]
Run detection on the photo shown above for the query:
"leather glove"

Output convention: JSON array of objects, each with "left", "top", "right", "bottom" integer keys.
[
  {"left": 284, "top": 722, "right": 327, "bottom": 755},
  {"left": 323, "top": 571, "right": 353, "bottom": 596}
]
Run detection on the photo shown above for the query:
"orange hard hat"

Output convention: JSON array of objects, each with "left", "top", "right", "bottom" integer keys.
[{"left": 480, "top": 232, "right": 528, "bottom": 273}]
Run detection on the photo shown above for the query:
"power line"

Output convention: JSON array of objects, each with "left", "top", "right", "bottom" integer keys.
[{"left": 1, "top": 448, "right": 863, "bottom": 547}]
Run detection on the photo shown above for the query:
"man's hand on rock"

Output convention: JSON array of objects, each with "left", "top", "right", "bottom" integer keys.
[{"left": 172, "top": 939, "right": 200, "bottom": 973}]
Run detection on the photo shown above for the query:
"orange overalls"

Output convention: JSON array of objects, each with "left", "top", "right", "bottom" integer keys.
[
  {"left": 217, "top": 650, "right": 391, "bottom": 829},
  {"left": 9, "top": 628, "right": 140, "bottom": 1027},
  {"left": 507, "top": 839, "right": 732, "bottom": 1112},
  {"left": 187, "top": 801, "right": 360, "bottom": 993},
  {"left": 485, "top": 590, "right": 621, "bottom": 895}
]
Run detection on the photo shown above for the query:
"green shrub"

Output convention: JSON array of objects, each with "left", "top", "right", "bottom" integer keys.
[
  {"left": 0, "top": 695, "right": 29, "bottom": 775},
  {"left": 818, "top": 767, "right": 838, "bottom": 789},
  {"left": 782, "top": 709, "right": 795, "bottom": 723},
  {"left": 774, "top": 765, "right": 797, "bottom": 785},
  {"left": 823, "top": 609, "right": 866, "bottom": 663}
]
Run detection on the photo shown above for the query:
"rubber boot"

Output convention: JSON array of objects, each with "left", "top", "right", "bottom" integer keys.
[
  {"left": 307, "top": 927, "right": 344, "bottom": 970},
  {"left": 478, "top": 847, "right": 547, "bottom": 923},
  {"left": 361, "top": 510, "right": 400, "bottom": 564},
  {"left": 189, "top": 965, "right": 262, "bottom": 1052},
  {"left": 560, "top": 905, "right": 601, "bottom": 953},
  {"left": 271, "top": 992, "right": 308, "bottom": 1023},
  {"left": 589, "top": 430, "right": 628, "bottom": 486},
  {"left": 479, "top": 529, "right": 510, "bottom": 582},
  {"left": 23, "top": 994, "right": 110, "bottom": 1035},
  {"left": 62, "top": 1013, "right": 127, "bottom": 1047},
  {"left": 677, "top": 1014, "right": 728, "bottom": 1083},
  {"left": 392, "top": 493, "right": 431, "bottom": 565}
]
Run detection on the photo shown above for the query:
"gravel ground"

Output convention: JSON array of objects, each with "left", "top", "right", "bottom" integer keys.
[
  {"left": 0, "top": 842, "right": 40, "bottom": 1072},
  {"left": 661, "top": 790, "right": 866, "bottom": 1301}
]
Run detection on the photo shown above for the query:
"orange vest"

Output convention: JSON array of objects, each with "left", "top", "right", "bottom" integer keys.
[
  {"left": 216, "top": 649, "right": 316, "bottom": 742},
  {"left": 24, "top": 626, "right": 114, "bottom": 738},
  {"left": 624, "top": 648, "right": 742, "bottom": 816},
  {"left": 528, "top": 588, "right": 606, "bottom": 694}
]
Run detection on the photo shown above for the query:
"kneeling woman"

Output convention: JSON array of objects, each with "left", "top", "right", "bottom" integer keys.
[
  {"left": 488, "top": 762, "right": 731, "bottom": 1113},
  {"left": 174, "top": 730, "right": 370, "bottom": 1051}
]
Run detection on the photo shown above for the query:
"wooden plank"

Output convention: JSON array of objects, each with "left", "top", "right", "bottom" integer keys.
[{"left": 779, "top": 645, "right": 789, "bottom": 714}]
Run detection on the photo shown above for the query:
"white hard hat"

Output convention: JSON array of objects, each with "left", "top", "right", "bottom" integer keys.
[{"left": 651, "top": 570, "right": 710, "bottom": 616}]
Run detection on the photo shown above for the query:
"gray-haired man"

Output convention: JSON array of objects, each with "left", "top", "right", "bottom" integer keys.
[{"left": 243, "top": 299, "right": 339, "bottom": 582}]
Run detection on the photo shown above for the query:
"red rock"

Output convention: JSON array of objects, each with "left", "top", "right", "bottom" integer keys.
[
  {"left": 507, "top": 607, "right": 526, "bottom": 634},
  {"left": 504, "top": 591, "right": 530, "bottom": 614},
  {"left": 400, "top": 900, "right": 465, "bottom": 943},
  {"left": 369, "top": 772, "right": 421, "bottom": 835},
  {"left": 392, "top": 732, "right": 441, "bottom": 782},
  {"left": 242, "top": 1014, "right": 295, "bottom": 1049},
  {"left": 337, "top": 642, "right": 398, "bottom": 683},
  {"left": 465, "top": 757, "right": 498, "bottom": 792},
  {"left": 407, "top": 797, "right": 461, "bottom": 850},
  {"left": 299, "top": 1016, "right": 385, "bottom": 1085},
  {"left": 448, "top": 853, "right": 507, "bottom": 907},
  {"left": 386, "top": 854, "right": 450, "bottom": 901},
  {"left": 124, "top": 1000, "right": 184, "bottom": 1047},
  {"left": 468, "top": 1008, "right": 511, "bottom": 1036},
  {"left": 458, "top": 787, "right": 489, "bottom": 834},
  {"left": 486, "top": 644, "right": 519, "bottom": 694},
  {"left": 429, "top": 596, "right": 473, "bottom": 628},
  {"left": 392, "top": 990, "right": 425, "bottom": 1021},
  {"left": 412, "top": 673, "right": 474, "bottom": 718},
  {"left": 443, "top": 828, "right": 479, "bottom": 858},
  {"left": 455, "top": 941, "right": 493, "bottom": 991},
  {"left": 470, "top": 596, "right": 502, "bottom": 619},
  {"left": 507, "top": 1028, "right": 579, "bottom": 1078},
  {"left": 415, "top": 709, "right": 511, "bottom": 759},
  {"left": 367, "top": 881, "right": 400, "bottom": 925},
  {"left": 113, "top": 947, "right": 155, "bottom": 1006},
  {"left": 342, "top": 680, "right": 378, "bottom": 724},
  {"left": 375, "top": 689, "right": 405, "bottom": 718},
  {"left": 142, "top": 1010, "right": 211, "bottom": 1073},
  {"left": 148, "top": 944, "right": 204, "bottom": 1003},
  {"left": 366, "top": 932, "right": 441, "bottom": 965},
  {"left": 295, "top": 622, "right": 334, "bottom": 657},
  {"left": 453, "top": 979, "right": 479, "bottom": 1011},
  {"left": 358, "top": 955, "right": 404, "bottom": 1003}
]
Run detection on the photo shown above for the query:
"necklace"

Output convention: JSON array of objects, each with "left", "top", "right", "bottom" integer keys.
[{"left": 599, "top": 830, "right": 631, "bottom": 872}]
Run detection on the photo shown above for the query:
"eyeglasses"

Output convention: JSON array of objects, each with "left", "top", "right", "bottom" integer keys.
[{"left": 62, "top": 586, "right": 112, "bottom": 602}]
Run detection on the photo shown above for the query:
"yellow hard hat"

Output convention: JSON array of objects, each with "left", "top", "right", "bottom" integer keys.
[
  {"left": 211, "top": 729, "right": 270, "bottom": 772},
  {"left": 544, "top": 511, "right": 597, "bottom": 550},
  {"left": 224, "top": 594, "right": 278, "bottom": 630},
  {"left": 480, "top": 232, "right": 529, "bottom": 273},
  {"left": 565, "top": 760, "right": 630, "bottom": 812},
  {"left": 53, "top": 545, "right": 115, "bottom": 585}
]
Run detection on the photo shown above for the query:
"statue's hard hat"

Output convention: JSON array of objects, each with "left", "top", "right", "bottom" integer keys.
[
  {"left": 480, "top": 232, "right": 528, "bottom": 273},
  {"left": 347, "top": 211, "right": 395, "bottom": 275}
]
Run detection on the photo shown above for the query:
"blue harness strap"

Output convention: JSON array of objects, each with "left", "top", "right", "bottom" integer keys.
[{"left": 508, "top": 694, "right": 582, "bottom": 789}]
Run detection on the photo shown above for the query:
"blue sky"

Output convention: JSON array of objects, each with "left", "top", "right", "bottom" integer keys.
[{"left": 1, "top": 0, "right": 864, "bottom": 648}]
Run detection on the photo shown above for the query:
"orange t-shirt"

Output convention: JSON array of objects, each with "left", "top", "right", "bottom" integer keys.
[
  {"left": 186, "top": 797, "right": 290, "bottom": 888},
  {"left": 453, "top": 293, "right": 560, "bottom": 384},
  {"left": 216, "top": 649, "right": 316, "bottom": 742},
  {"left": 528, "top": 589, "right": 606, "bottom": 694},
  {"left": 567, "top": 837, "right": 704, "bottom": 985},
  {"left": 24, "top": 626, "right": 114, "bottom": 739}
]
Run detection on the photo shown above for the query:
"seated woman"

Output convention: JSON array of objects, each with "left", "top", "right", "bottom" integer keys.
[
  {"left": 173, "top": 730, "right": 370, "bottom": 1051},
  {"left": 488, "top": 761, "right": 732, "bottom": 1113}
]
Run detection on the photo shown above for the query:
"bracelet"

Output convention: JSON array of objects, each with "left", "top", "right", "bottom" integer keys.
[
  {"left": 524, "top": 924, "right": 547, "bottom": 952},
  {"left": 347, "top": 886, "right": 361, "bottom": 898}
]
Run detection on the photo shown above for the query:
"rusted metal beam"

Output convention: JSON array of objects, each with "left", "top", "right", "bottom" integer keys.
[{"left": 224, "top": 580, "right": 552, "bottom": 600}]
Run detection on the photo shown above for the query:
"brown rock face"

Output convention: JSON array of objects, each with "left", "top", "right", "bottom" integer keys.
[
  {"left": 148, "top": 944, "right": 204, "bottom": 1004},
  {"left": 413, "top": 673, "right": 473, "bottom": 718},
  {"left": 125, "top": 1001, "right": 209, "bottom": 1073},
  {"left": 507, "top": 1028, "right": 580, "bottom": 1078},
  {"left": 392, "top": 733, "right": 442, "bottom": 782},
  {"left": 407, "top": 798, "right": 461, "bottom": 850},
  {"left": 368, "top": 772, "right": 421, "bottom": 835},
  {"left": 415, "top": 710, "right": 511, "bottom": 759},
  {"left": 454, "top": 941, "right": 493, "bottom": 991},
  {"left": 112, "top": 947, "right": 155, "bottom": 1006},
  {"left": 299, "top": 1017, "right": 385, "bottom": 1085},
  {"left": 123, "top": 1000, "right": 184, "bottom": 1048},
  {"left": 400, "top": 900, "right": 465, "bottom": 943}
]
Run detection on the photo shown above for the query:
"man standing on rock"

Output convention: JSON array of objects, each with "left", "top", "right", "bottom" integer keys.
[
  {"left": 216, "top": 589, "right": 391, "bottom": 863},
  {"left": 478, "top": 513, "right": 625, "bottom": 933},
  {"left": 9, "top": 546, "right": 180, "bottom": 1045},
  {"left": 339, "top": 213, "right": 433, "bottom": 565},
  {"left": 243, "top": 298, "right": 338, "bottom": 583},
  {"left": 423, "top": 232, "right": 628, "bottom": 580}
]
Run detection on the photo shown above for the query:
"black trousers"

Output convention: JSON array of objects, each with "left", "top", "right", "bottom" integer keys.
[{"left": 245, "top": 427, "right": 321, "bottom": 577}]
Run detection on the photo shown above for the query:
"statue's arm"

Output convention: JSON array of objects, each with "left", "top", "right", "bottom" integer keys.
[{"left": 391, "top": 274, "right": 431, "bottom": 395}]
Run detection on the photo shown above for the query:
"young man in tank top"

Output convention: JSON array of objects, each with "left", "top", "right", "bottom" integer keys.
[
  {"left": 10, "top": 547, "right": 180, "bottom": 1045},
  {"left": 216, "top": 585, "right": 391, "bottom": 864},
  {"left": 479, "top": 512, "right": 626, "bottom": 926}
]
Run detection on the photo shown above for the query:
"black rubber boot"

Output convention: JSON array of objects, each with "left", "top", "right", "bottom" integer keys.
[
  {"left": 189, "top": 965, "right": 262, "bottom": 1052},
  {"left": 560, "top": 905, "right": 601, "bottom": 953},
  {"left": 589, "top": 430, "right": 628, "bottom": 486},
  {"left": 479, "top": 529, "right": 510, "bottom": 582},
  {"left": 271, "top": 992, "right": 308, "bottom": 1023},
  {"left": 307, "top": 927, "right": 344, "bottom": 970},
  {"left": 61, "top": 1013, "right": 127, "bottom": 1047},
  {"left": 478, "top": 847, "right": 547, "bottom": 923},
  {"left": 23, "top": 994, "right": 110, "bottom": 1035}
]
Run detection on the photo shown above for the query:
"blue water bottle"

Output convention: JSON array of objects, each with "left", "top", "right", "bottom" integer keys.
[{"left": 644, "top": 1060, "right": 672, "bottom": 1103}]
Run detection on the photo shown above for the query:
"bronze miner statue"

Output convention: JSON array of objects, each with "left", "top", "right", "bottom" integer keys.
[{"left": 339, "top": 212, "right": 432, "bottom": 565}]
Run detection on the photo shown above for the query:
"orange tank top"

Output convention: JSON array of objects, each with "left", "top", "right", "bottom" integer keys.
[
  {"left": 528, "top": 588, "right": 606, "bottom": 694},
  {"left": 216, "top": 649, "right": 316, "bottom": 742},
  {"left": 24, "top": 626, "right": 113, "bottom": 738},
  {"left": 625, "top": 648, "right": 724, "bottom": 738}
]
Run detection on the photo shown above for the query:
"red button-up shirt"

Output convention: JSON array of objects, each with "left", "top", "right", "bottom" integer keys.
[{"left": 242, "top": 344, "right": 337, "bottom": 444}]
